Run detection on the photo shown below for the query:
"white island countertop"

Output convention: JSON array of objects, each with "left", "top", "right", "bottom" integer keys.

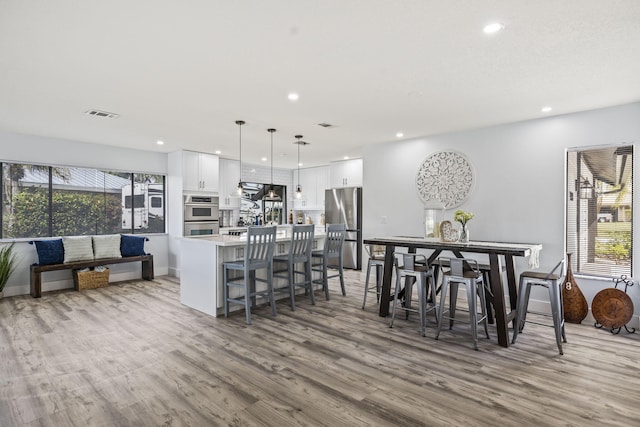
[{"left": 182, "top": 229, "right": 325, "bottom": 247}]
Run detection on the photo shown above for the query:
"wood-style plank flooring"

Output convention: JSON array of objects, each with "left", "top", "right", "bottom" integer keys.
[{"left": 1, "top": 272, "right": 639, "bottom": 426}]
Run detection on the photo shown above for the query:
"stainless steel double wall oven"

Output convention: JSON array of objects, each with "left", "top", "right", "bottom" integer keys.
[{"left": 183, "top": 194, "right": 219, "bottom": 236}]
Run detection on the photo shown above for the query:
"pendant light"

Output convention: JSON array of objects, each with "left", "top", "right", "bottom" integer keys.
[
  {"left": 236, "top": 120, "right": 245, "bottom": 195},
  {"left": 267, "top": 128, "right": 277, "bottom": 199},
  {"left": 294, "top": 135, "right": 308, "bottom": 199}
]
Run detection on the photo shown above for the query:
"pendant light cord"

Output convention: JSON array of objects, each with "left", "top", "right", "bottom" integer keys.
[
  {"left": 235, "top": 120, "right": 245, "bottom": 191},
  {"left": 297, "top": 142, "right": 300, "bottom": 184},
  {"left": 268, "top": 128, "right": 276, "bottom": 185}
]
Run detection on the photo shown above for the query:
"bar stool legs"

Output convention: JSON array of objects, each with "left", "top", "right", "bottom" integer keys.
[
  {"left": 511, "top": 260, "right": 566, "bottom": 355},
  {"left": 389, "top": 254, "right": 438, "bottom": 337},
  {"left": 363, "top": 245, "right": 388, "bottom": 309},
  {"left": 435, "top": 258, "right": 489, "bottom": 350}
]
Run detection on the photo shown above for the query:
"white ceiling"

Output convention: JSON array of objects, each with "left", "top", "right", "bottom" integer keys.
[{"left": 1, "top": 1, "right": 639, "bottom": 169}]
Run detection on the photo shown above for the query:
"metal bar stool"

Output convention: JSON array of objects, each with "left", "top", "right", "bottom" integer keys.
[
  {"left": 511, "top": 259, "right": 566, "bottom": 354},
  {"left": 223, "top": 226, "right": 277, "bottom": 325},
  {"left": 435, "top": 257, "right": 490, "bottom": 350},
  {"left": 389, "top": 253, "right": 438, "bottom": 337},
  {"left": 273, "top": 224, "right": 315, "bottom": 309},
  {"left": 432, "top": 258, "right": 505, "bottom": 324},
  {"left": 362, "top": 244, "right": 388, "bottom": 309}
]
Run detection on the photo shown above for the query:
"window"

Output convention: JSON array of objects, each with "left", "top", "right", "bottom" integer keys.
[
  {"left": 566, "top": 145, "right": 633, "bottom": 278},
  {"left": 150, "top": 196, "right": 162, "bottom": 208},
  {"left": 1, "top": 163, "right": 52, "bottom": 238},
  {"left": 1, "top": 162, "right": 166, "bottom": 238},
  {"left": 52, "top": 167, "right": 125, "bottom": 236},
  {"left": 124, "top": 195, "right": 146, "bottom": 209}
]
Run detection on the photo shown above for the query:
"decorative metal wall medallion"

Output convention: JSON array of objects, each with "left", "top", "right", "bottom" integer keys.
[{"left": 416, "top": 150, "right": 474, "bottom": 209}]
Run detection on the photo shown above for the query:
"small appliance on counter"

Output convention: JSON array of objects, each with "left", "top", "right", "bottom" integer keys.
[{"left": 183, "top": 194, "right": 219, "bottom": 237}]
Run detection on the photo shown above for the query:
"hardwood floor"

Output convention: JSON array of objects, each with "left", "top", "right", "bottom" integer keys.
[{"left": 1, "top": 271, "right": 638, "bottom": 426}]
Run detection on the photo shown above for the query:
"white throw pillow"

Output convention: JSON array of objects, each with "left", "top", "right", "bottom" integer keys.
[
  {"left": 92, "top": 235, "right": 122, "bottom": 259},
  {"left": 62, "top": 236, "right": 94, "bottom": 263}
]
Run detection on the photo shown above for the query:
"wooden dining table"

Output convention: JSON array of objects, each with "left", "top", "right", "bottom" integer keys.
[{"left": 363, "top": 236, "right": 542, "bottom": 348}]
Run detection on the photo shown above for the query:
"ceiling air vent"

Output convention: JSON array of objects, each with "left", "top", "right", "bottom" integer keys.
[
  {"left": 85, "top": 109, "right": 120, "bottom": 119},
  {"left": 317, "top": 122, "right": 334, "bottom": 128}
]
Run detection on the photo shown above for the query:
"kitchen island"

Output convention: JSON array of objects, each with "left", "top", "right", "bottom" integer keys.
[{"left": 180, "top": 229, "right": 324, "bottom": 316}]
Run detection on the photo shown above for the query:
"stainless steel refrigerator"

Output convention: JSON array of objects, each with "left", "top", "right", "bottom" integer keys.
[{"left": 325, "top": 187, "right": 362, "bottom": 270}]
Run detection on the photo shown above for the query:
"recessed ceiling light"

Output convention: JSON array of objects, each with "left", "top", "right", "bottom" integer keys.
[
  {"left": 298, "top": 162, "right": 303, "bottom": 167},
  {"left": 261, "top": 157, "right": 267, "bottom": 162},
  {"left": 541, "top": 106, "right": 553, "bottom": 113},
  {"left": 156, "top": 140, "right": 164, "bottom": 145},
  {"left": 215, "top": 150, "right": 221, "bottom": 154},
  {"left": 288, "top": 93, "right": 299, "bottom": 101},
  {"left": 396, "top": 132, "right": 404, "bottom": 138},
  {"left": 483, "top": 22, "right": 504, "bottom": 34},
  {"left": 343, "top": 156, "right": 350, "bottom": 160}
]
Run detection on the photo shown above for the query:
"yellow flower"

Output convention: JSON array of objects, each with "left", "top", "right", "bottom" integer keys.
[{"left": 454, "top": 210, "right": 474, "bottom": 225}]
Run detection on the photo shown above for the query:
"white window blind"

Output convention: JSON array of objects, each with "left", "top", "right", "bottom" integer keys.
[{"left": 566, "top": 145, "right": 633, "bottom": 278}]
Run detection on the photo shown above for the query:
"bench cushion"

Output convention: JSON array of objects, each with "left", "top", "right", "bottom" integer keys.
[
  {"left": 93, "top": 235, "right": 122, "bottom": 259},
  {"left": 62, "top": 236, "right": 94, "bottom": 263},
  {"left": 32, "top": 239, "right": 64, "bottom": 265},
  {"left": 121, "top": 235, "right": 146, "bottom": 257}
]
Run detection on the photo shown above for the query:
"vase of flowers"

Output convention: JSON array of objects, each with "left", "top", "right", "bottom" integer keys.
[{"left": 454, "top": 210, "right": 474, "bottom": 243}]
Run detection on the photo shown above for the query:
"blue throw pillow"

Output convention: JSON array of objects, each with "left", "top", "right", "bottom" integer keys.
[
  {"left": 32, "top": 239, "right": 64, "bottom": 265},
  {"left": 120, "top": 235, "right": 147, "bottom": 257}
]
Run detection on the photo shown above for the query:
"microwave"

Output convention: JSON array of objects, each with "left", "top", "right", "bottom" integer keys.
[
  {"left": 184, "top": 195, "right": 219, "bottom": 222},
  {"left": 184, "top": 221, "right": 219, "bottom": 237}
]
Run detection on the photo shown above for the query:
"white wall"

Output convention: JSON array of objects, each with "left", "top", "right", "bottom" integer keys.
[
  {"left": 0, "top": 130, "right": 169, "bottom": 296},
  {"left": 363, "top": 102, "right": 640, "bottom": 327}
]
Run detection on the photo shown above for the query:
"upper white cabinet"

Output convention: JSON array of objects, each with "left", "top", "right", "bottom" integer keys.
[
  {"left": 219, "top": 159, "right": 241, "bottom": 209},
  {"left": 183, "top": 151, "right": 219, "bottom": 193},
  {"left": 330, "top": 158, "right": 362, "bottom": 188},
  {"left": 293, "top": 166, "right": 329, "bottom": 210}
]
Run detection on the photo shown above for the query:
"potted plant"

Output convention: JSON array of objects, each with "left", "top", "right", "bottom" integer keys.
[{"left": 0, "top": 243, "right": 17, "bottom": 299}]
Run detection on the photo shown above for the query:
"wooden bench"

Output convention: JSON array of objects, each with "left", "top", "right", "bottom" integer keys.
[{"left": 30, "top": 255, "right": 154, "bottom": 298}]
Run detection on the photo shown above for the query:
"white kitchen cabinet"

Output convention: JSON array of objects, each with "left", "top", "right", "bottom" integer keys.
[
  {"left": 293, "top": 166, "right": 329, "bottom": 210},
  {"left": 330, "top": 158, "right": 362, "bottom": 188},
  {"left": 182, "top": 151, "right": 219, "bottom": 193},
  {"left": 315, "top": 166, "right": 330, "bottom": 208},
  {"left": 218, "top": 159, "right": 241, "bottom": 209}
]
